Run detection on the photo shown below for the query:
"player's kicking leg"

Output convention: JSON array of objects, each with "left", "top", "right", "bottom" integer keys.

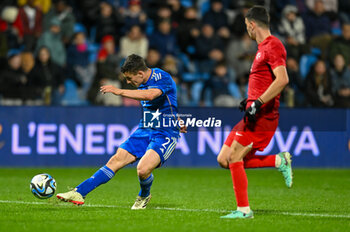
[
  {"left": 217, "top": 141, "right": 254, "bottom": 219},
  {"left": 131, "top": 149, "right": 161, "bottom": 210},
  {"left": 56, "top": 148, "right": 136, "bottom": 205}
]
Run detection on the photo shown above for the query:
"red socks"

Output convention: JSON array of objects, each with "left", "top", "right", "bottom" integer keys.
[
  {"left": 229, "top": 154, "right": 276, "bottom": 208},
  {"left": 229, "top": 161, "right": 249, "bottom": 207},
  {"left": 244, "top": 153, "right": 276, "bottom": 168}
]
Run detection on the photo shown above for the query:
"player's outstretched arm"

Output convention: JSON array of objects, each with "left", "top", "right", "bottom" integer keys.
[
  {"left": 100, "top": 85, "right": 162, "bottom": 101},
  {"left": 259, "top": 65, "right": 289, "bottom": 104}
]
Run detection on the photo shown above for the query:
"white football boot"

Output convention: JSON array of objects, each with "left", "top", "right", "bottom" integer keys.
[
  {"left": 56, "top": 189, "right": 85, "bottom": 205},
  {"left": 131, "top": 194, "right": 152, "bottom": 210}
]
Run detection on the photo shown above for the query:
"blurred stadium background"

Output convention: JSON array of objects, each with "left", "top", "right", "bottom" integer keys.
[
  {"left": 1, "top": 0, "right": 350, "bottom": 108},
  {"left": 0, "top": 1, "right": 350, "bottom": 231},
  {"left": 0, "top": 0, "right": 349, "bottom": 166}
]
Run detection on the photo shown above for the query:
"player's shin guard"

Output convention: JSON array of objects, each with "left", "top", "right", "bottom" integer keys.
[
  {"left": 243, "top": 154, "right": 276, "bottom": 168},
  {"left": 138, "top": 173, "right": 154, "bottom": 197},
  {"left": 229, "top": 161, "right": 249, "bottom": 207},
  {"left": 76, "top": 165, "right": 115, "bottom": 197}
]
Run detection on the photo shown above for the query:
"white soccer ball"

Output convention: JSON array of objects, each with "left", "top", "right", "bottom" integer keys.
[{"left": 30, "top": 173, "right": 57, "bottom": 199}]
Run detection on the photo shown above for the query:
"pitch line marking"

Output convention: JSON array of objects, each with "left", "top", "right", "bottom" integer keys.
[{"left": 0, "top": 200, "right": 349, "bottom": 219}]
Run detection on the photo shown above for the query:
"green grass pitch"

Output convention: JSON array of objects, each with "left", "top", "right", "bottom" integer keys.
[{"left": 0, "top": 168, "right": 349, "bottom": 232}]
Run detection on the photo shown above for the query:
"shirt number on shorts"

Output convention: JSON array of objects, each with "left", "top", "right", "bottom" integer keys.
[
  {"left": 162, "top": 137, "right": 177, "bottom": 160},
  {"left": 162, "top": 137, "right": 170, "bottom": 149}
]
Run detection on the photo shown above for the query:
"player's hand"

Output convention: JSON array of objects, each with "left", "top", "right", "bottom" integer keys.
[
  {"left": 239, "top": 98, "right": 247, "bottom": 112},
  {"left": 100, "top": 85, "right": 122, "bottom": 95},
  {"left": 178, "top": 118, "right": 187, "bottom": 133},
  {"left": 244, "top": 99, "right": 263, "bottom": 123},
  {"left": 180, "top": 125, "right": 187, "bottom": 133}
]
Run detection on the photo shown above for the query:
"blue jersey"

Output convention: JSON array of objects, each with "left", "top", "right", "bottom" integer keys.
[{"left": 138, "top": 68, "right": 179, "bottom": 137}]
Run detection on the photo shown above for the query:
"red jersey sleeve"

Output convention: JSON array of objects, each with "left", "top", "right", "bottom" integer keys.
[{"left": 266, "top": 40, "right": 286, "bottom": 70}]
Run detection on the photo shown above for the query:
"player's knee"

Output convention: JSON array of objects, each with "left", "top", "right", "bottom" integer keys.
[
  {"left": 217, "top": 155, "right": 228, "bottom": 169},
  {"left": 137, "top": 165, "right": 151, "bottom": 180}
]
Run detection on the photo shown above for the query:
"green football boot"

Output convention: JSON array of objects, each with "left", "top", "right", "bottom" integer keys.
[
  {"left": 277, "top": 152, "right": 293, "bottom": 188},
  {"left": 220, "top": 210, "right": 254, "bottom": 219}
]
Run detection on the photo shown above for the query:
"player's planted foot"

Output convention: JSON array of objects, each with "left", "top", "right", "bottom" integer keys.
[
  {"left": 220, "top": 210, "right": 254, "bottom": 219},
  {"left": 56, "top": 189, "right": 85, "bottom": 205},
  {"left": 131, "top": 194, "right": 152, "bottom": 210},
  {"left": 277, "top": 152, "right": 293, "bottom": 188}
]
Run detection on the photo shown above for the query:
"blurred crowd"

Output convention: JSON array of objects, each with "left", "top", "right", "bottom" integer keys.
[{"left": 0, "top": 0, "right": 350, "bottom": 107}]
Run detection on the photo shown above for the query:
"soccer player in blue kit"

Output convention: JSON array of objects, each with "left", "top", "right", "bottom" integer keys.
[{"left": 57, "top": 54, "right": 186, "bottom": 209}]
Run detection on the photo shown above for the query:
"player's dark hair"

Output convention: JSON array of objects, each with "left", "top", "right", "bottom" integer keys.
[
  {"left": 245, "top": 6, "right": 270, "bottom": 28},
  {"left": 121, "top": 54, "right": 148, "bottom": 74}
]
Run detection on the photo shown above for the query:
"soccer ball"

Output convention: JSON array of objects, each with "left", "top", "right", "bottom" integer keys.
[{"left": 30, "top": 173, "right": 56, "bottom": 199}]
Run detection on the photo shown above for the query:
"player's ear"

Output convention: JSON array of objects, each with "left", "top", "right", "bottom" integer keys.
[
  {"left": 138, "top": 70, "right": 144, "bottom": 77},
  {"left": 250, "top": 20, "right": 255, "bottom": 28}
]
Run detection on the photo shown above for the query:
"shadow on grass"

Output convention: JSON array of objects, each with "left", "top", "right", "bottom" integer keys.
[{"left": 255, "top": 209, "right": 350, "bottom": 216}]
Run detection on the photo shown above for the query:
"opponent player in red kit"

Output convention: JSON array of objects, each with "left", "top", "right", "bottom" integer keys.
[{"left": 217, "top": 6, "right": 293, "bottom": 219}]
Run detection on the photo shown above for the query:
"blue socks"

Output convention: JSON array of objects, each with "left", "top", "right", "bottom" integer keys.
[
  {"left": 138, "top": 173, "right": 154, "bottom": 197},
  {"left": 75, "top": 166, "right": 153, "bottom": 198},
  {"left": 76, "top": 165, "right": 115, "bottom": 197}
]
